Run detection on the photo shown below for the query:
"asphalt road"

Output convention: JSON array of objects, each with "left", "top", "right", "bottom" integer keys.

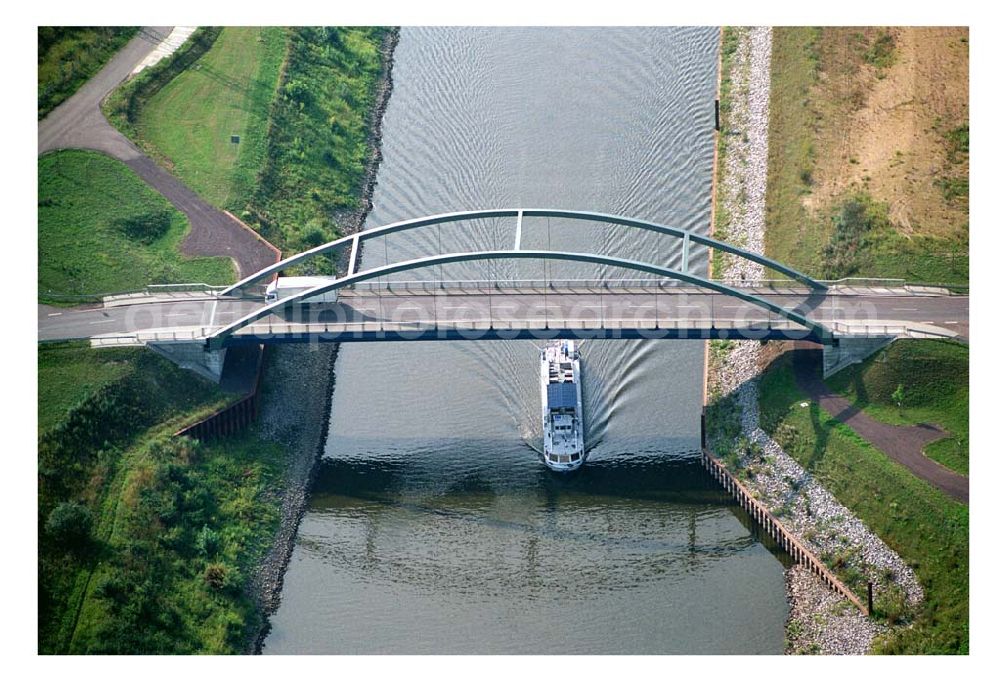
[
  {"left": 38, "top": 298, "right": 261, "bottom": 342},
  {"left": 37, "top": 289, "right": 969, "bottom": 343},
  {"left": 38, "top": 27, "right": 172, "bottom": 159},
  {"left": 38, "top": 27, "right": 279, "bottom": 278}
]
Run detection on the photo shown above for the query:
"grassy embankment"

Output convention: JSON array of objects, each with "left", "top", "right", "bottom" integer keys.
[
  {"left": 134, "top": 27, "right": 290, "bottom": 211},
  {"left": 708, "top": 27, "right": 969, "bottom": 654},
  {"left": 38, "top": 27, "right": 138, "bottom": 119},
  {"left": 765, "top": 27, "right": 968, "bottom": 285},
  {"left": 109, "top": 26, "right": 389, "bottom": 261},
  {"left": 758, "top": 27, "right": 968, "bottom": 653},
  {"left": 38, "top": 342, "right": 289, "bottom": 654},
  {"left": 827, "top": 340, "right": 968, "bottom": 475},
  {"left": 103, "top": 27, "right": 223, "bottom": 141},
  {"left": 39, "top": 150, "right": 235, "bottom": 303},
  {"left": 245, "top": 27, "right": 388, "bottom": 259},
  {"left": 756, "top": 346, "right": 968, "bottom": 654},
  {"left": 40, "top": 28, "right": 391, "bottom": 653}
]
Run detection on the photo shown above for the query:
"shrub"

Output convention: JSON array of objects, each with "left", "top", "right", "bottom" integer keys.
[
  {"left": 203, "top": 562, "right": 229, "bottom": 589},
  {"left": 283, "top": 79, "right": 313, "bottom": 106},
  {"left": 45, "top": 502, "right": 94, "bottom": 551},
  {"left": 301, "top": 220, "right": 328, "bottom": 248},
  {"left": 935, "top": 177, "right": 969, "bottom": 202},
  {"left": 864, "top": 31, "right": 897, "bottom": 70},
  {"left": 946, "top": 124, "right": 969, "bottom": 161},
  {"left": 113, "top": 210, "right": 172, "bottom": 244},
  {"left": 875, "top": 583, "right": 910, "bottom": 625},
  {"left": 195, "top": 525, "right": 221, "bottom": 557},
  {"left": 821, "top": 193, "right": 891, "bottom": 278}
]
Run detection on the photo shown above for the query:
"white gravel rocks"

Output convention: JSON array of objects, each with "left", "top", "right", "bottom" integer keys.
[
  {"left": 785, "top": 566, "right": 889, "bottom": 654},
  {"left": 131, "top": 27, "right": 199, "bottom": 76}
]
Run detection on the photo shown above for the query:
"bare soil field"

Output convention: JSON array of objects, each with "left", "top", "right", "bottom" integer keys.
[{"left": 766, "top": 27, "right": 968, "bottom": 281}]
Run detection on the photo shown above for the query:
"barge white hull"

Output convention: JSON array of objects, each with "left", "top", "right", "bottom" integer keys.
[{"left": 540, "top": 339, "right": 584, "bottom": 471}]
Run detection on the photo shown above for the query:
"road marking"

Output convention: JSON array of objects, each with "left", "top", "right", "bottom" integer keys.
[
  {"left": 47, "top": 312, "right": 62, "bottom": 316},
  {"left": 88, "top": 319, "right": 116, "bottom": 325},
  {"left": 944, "top": 321, "right": 959, "bottom": 325},
  {"left": 894, "top": 308, "right": 918, "bottom": 311}
]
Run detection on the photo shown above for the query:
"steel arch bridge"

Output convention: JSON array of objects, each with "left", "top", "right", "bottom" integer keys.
[{"left": 206, "top": 209, "right": 832, "bottom": 349}]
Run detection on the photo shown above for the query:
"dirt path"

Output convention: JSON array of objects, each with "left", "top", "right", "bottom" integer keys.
[
  {"left": 792, "top": 345, "right": 968, "bottom": 503},
  {"left": 38, "top": 26, "right": 279, "bottom": 279}
]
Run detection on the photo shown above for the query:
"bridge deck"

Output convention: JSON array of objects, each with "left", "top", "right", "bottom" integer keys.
[{"left": 38, "top": 285, "right": 968, "bottom": 346}]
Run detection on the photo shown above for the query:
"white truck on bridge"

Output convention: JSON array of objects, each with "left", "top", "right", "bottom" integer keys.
[{"left": 264, "top": 276, "right": 339, "bottom": 304}]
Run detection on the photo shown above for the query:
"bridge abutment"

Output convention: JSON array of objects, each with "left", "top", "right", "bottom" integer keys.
[
  {"left": 822, "top": 337, "right": 894, "bottom": 378},
  {"left": 149, "top": 341, "right": 228, "bottom": 383}
]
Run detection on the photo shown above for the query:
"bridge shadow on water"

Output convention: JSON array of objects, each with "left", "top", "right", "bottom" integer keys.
[{"left": 306, "top": 446, "right": 793, "bottom": 567}]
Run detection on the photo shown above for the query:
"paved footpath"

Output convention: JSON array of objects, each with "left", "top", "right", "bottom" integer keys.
[
  {"left": 792, "top": 344, "right": 968, "bottom": 503},
  {"left": 38, "top": 26, "right": 279, "bottom": 278}
]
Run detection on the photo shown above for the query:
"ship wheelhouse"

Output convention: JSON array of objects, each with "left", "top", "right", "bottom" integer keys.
[{"left": 545, "top": 381, "right": 582, "bottom": 465}]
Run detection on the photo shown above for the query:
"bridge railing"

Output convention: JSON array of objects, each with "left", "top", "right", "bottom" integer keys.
[
  {"left": 346, "top": 278, "right": 829, "bottom": 294},
  {"left": 89, "top": 327, "right": 213, "bottom": 346},
  {"left": 221, "top": 318, "right": 820, "bottom": 341},
  {"left": 90, "top": 315, "right": 957, "bottom": 347},
  {"left": 825, "top": 277, "right": 906, "bottom": 287},
  {"left": 351, "top": 278, "right": 714, "bottom": 294},
  {"left": 41, "top": 283, "right": 235, "bottom": 306},
  {"left": 319, "top": 276, "right": 961, "bottom": 295},
  {"left": 233, "top": 318, "right": 812, "bottom": 331},
  {"left": 229, "top": 319, "right": 944, "bottom": 337}
]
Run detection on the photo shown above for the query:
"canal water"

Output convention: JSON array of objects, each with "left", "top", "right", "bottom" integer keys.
[{"left": 263, "top": 27, "right": 788, "bottom": 654}]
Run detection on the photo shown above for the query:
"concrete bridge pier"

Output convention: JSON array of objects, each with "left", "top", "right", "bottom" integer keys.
[
  {"left": 149, "top": 341, "right": 228, "bottom": 383},
  {"left": 822, "top": 337, "right": 894, "bottom": 378}
]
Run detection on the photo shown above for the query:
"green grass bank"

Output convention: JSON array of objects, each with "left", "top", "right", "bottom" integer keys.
[
  {"left": 108, "top": 26, "right": 390, "bottom": 262},
  {"left": 135, "top": 27, "right": 290, "bottom": 210},
  {"left": 245, "top": 27, "right": 389, "bottom": 258},
  {"left": 103, "top": 28, "right": 223, "bottom": 143},
  {"left": 756, "top": 350, "right": 968, "bottom": 654},
  {"left": 38, "top": 150, "right": 235, "bottom": 302},
  {"left": 38, "top": 27, "right": 138, "bottom": 119},
  {"left": 38, "top": 342, "right": 289, "bottom": 654},
  {"left": 763, "top": 27, "right": 822, "bottom": 273}
]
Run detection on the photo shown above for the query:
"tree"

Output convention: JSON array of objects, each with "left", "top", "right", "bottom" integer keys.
[{"left": 45, "top": 501, "right": 93, "bottom": 551}]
